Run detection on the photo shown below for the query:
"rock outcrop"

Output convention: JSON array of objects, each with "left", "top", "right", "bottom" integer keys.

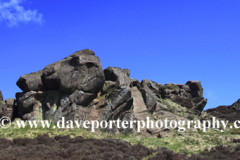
[
  {"left": 0, "top": 91, "right": 15, "bottom": 121},
  {"left": 15, "top": 49, "right": 105, "bottom": 121},
  {"left": 16, "top": 49, "right": 105, "bottom": 93},
  {"left": 160, "top": 81, "right": 207, "bottom": 114},
  {"left": 11, "top": 49, "right": 208, "bottom": 137},
  {"left": 0, "top": 91, "right": 3, "bottom": 101},
  {"left": 204, "top": 99, "right": 240, "bottom": 123}
]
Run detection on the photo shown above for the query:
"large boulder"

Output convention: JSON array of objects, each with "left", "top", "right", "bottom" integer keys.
[
  {"left": 104, "top": 67, "right": 132, "bottom": 86},
  {"left": 102, "top": 67, "right": 132, "bottom": 94},
  {"left": 0, "top": 99, "right": 14, "bottom": 121},
  {"left": 16, "top": 49, "right": 105, "bottom": 121},
  {"left": 0, "top": 91, "right": 15, "bottom": 121},
  {"left": 186, "top": 80, "right": 203, "bottom": 98},
  {"left": 16, "top": 70, "right": 46, "bottom": 92},
  {"left": 16, "top": 49, "right": 105, "bottom": 94},
  {"left": 4, "top": 98, "right": 15, "bottom": 120},
  {"left": 43, "top": 50, "right": 105, "bottom": 93},
  {"left": 0, "top": 101, "right": 7, "bottom": 117},
  {"left": 16, "top": 91, "right": 38, "bottom": 118},
  {"left": 159, "top": 81, "right": 207, "bottom": 113}
]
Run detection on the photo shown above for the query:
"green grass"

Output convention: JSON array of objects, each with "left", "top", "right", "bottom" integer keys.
[
  {"left": 1, "top": 119, "right": 240, "bottom": 156},
  {"left": 231, "top": 128, "right": 240, "bottom": 134}
]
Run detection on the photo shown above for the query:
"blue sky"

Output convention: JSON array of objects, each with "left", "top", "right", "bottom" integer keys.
[{"left": 0, "top": 0, "right": 240, "bottom": 110}]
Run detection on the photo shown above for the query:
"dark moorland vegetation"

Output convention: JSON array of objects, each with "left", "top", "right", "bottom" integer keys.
[
  {"left": 1, "top": 134, "right": 240, "bottom": 160},
  {"left": 205, "top": 99, "right": 240, "bottom": 123}
]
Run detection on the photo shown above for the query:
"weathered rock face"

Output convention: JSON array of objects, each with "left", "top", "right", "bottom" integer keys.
[
  {"left": 16, "top": 49, "right": 105, "bottom": 121},
  {"left": 159, "top": 81, "right": 207, "bottom": 114},
  {"left": 0, "top": 101, "right": 7, "bottom": 117},
  {"left": 17, "top": 49, "right": 105, "bottom": 93},
  {"left": 14, "top": 49, "right": 208, "bottom": 137},
  {"left": 137, "top": 80, "right": 160, "bottom": 113},
  {"left": 0, "top": 93, "right": 15, "bottom": 121},
  {"left": 0, "top": 90, "right": 3, "bottom": 101},
  {"left": 83, "top": 67, "right": 134, "bottom": 131},
  {"left": 16, "top": 70, "right": 46, "bottom": 92}
]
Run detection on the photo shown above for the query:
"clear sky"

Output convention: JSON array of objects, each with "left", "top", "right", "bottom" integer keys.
[{"left": 0, "top": 0, "right": 240, "bottom": 110}]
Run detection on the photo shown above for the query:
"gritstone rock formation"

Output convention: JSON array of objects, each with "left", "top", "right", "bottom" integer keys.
[
  {"left": 205, "top": 99, "right": 240, "bottom": 123},
  {"left": 0, "top": 91, "right": 3, "bottom": 101},
  {"left": 0, "top": 91, "right": 16, "bottom": 121},
  {"left": 1, "top": 49, "right": 208, "bottom": 137},
  {"left": 15, "top": 49, "right": 105, "bottom": 121}
]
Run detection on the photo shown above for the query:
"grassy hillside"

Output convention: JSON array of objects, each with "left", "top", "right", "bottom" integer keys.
[{"left": 1, "top": 119, "right": 240, "bottom": 156}]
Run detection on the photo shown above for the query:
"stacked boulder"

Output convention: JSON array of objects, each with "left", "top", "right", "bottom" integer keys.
[
  {"left": 16, "top": 49, "right": 105, "bottom": 122},
  {"left": 160, "top": 81, "right": 207, "bottom": 115},
  {"left": 0, "top": 91, "right": 16, "bottom": 121},
  {"left": 14, "top": 49, "right": 208, "bottom": 137}
]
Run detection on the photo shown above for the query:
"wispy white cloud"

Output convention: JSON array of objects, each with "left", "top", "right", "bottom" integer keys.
[{"left": 0, "top": 0, "right": 42, "bottom": 27}]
